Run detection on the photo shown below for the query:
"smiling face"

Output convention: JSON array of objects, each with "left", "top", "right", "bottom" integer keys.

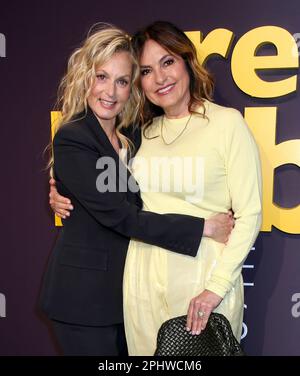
[
  {"left": 139, "top": 39, "right": 191, "bottom": 118},
  {"left": 87, "top": 51, "right": 133, "bottom": 128}
]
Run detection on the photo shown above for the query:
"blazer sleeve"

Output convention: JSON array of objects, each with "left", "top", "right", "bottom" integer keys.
[{"left": 53, "top": 124, "right": 204, "bottom": 257}]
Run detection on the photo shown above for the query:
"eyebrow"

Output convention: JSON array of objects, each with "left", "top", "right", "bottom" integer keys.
[
  {"left": 95, "top": 69, "right": 131, "bottom": 79},
  {"left": 140, "top": 54, "right": 173, "bottom": 68},
  {"left": 117, "top": 75, "right": 131, "bottom": 79}
]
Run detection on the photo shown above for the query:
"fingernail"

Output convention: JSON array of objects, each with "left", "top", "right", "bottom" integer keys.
[
  {"left": 66, "top": 212, "right": 70, "bottom": 216},
  {"left": 69, "top": 206, "right": 74, "bottom": 210},
  {"left": 186, "top": 327, "right": 190, "bottom": 331},
  {"left": 192, "top": 331, "right": 195, "bottom": 335},
  {"left": 196, "top": 330, "right": 200, "bottom": 335}
]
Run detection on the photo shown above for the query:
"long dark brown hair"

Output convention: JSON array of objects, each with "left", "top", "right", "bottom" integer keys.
[{"left": 131, "top": 20, "right": 214, "bottom": 134}]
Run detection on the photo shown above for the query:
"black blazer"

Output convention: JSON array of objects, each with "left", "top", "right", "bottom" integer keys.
[{"left": 40, "top": 108, "right": 204, "bottom": 326}]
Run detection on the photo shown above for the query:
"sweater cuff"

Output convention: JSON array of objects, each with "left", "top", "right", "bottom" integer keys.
[{"left": 205, "top": 275, "right": 233, "bottom": 298}]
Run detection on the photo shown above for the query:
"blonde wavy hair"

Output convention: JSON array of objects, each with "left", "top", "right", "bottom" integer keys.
[
  {"left": 131, "top": 21, "right": 214, "bottom": 134},
  {"left": 48, "top": 23, "right": 142, "bottom": 172}
]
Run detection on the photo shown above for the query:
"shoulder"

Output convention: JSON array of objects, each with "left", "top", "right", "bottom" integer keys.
[
  {"left": 205, "top": 100, "right": 243, "bottom": 123},
  {"left": 203, "top": 100, "right": 248, "bottom": 136},
  {"left": 53, "top": 117, "right": 93, "bottom": 147}
]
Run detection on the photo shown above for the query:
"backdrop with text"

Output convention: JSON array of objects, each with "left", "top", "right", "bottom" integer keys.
[{"left": 0, "top": 0, "right": 299, "bottom": 355}]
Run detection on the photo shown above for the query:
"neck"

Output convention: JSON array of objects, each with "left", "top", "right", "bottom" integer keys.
[
  {"left": 163, "top": 96, "right": 191, "bottom": 119},
  {"left": 95, "top": 114, "right": 116, "bottom": 140},
  {"left": 164, "top": 108, "right": 190, "bottom": 119}
]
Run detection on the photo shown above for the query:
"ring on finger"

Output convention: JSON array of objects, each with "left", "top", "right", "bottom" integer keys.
[{"left": 198, "top": 310, "right": 205, "bottom": 318}]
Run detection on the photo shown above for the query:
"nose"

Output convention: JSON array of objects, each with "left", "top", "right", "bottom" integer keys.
[
  {"left": 105, "top": 81, "right": 116, "bottom": 98},
  {"left": 154, "top": 68, "right": 167, "bottom": 85}
]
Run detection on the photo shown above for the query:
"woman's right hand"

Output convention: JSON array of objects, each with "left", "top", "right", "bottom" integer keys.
[
  {"left": 203, "top": 212, "right": 234, "bottom": 243},
  {"left": 49, "top": 178, "right": 73, "bottom": 219}
]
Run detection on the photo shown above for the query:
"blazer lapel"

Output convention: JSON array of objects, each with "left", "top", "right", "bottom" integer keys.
[
  {"left": 83, "top": 106, "right": 141, "bottom": 199},
  {"left": 84, "top": 106, "right": 120, "bottom": 160}
]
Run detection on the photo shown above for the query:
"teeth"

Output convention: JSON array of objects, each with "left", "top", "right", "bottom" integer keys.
[
  {"left": 158, "top": 85, "right": 174, "bottom": 94},
  {"left": 100, "top": 99, "right": 115, "bottom": 105}
]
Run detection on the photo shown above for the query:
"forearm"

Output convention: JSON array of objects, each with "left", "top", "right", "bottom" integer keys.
[{"left": 205, "top": 211, "right": 261, "bottom": 298}]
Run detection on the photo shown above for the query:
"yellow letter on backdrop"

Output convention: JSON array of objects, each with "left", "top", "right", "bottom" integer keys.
[
  {"left": 232, "top": 26, "right": 299, "bottom": 98},
  {"left": 245, "top": 107, "right": 300, "bottom": 233},
  {"left": 51, "top": 111, "right": 63, "bottom": 227},
  {"left": 186, "top": 29, "right": 234, "bottom": 65}
]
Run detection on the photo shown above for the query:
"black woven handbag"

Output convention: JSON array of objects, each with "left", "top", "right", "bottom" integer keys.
[{"left": 154, "top": 313, "right": 245, "bottom": 356}]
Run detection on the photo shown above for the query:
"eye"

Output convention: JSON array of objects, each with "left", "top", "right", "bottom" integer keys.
[
  {"left": 117, "top": 78, "right": 129, "bottom": 87},
  {"left": 163, "top": 58, "right": 175, "bottom": 67},
  {"left": 96, "top": 73, "right": 106, "bottom": 81},
  {"left": 141, "top": 68, "right": 151, "bottom": 76}
]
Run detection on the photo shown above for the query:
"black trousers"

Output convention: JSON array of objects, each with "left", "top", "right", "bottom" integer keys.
[{"left": 51, "top": 320, "right": 128, "bottom": 356}]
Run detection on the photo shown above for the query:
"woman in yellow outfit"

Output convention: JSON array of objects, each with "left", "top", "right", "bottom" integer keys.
[
  {"left": 49, "top": 21, "right": 262, "bottom": 356},
  {"left": 122, "top": 21, "right": 262, "bottom": 355}
]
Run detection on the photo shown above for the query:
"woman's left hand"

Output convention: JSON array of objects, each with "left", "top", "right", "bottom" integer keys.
[{"left": 186, "top": 289, "right": 222, "bottom": 335}]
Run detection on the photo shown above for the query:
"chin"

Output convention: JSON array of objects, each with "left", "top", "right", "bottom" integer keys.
[
  {"left": 99, "top": 109, "right": 116, "bottom": 117},
  {"left": 157, "top": 99, "right": 177, "bottom": 109}
]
